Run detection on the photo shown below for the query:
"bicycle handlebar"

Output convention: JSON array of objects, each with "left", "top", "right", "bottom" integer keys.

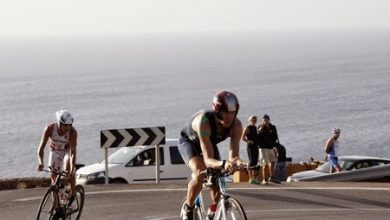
[{"left": 201, "top": 164, "right": 249, "bottom": 178}]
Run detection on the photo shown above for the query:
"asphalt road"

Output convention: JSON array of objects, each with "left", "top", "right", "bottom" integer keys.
[{"left": 1, "top": 181, "right": 390, "bottom": 220}]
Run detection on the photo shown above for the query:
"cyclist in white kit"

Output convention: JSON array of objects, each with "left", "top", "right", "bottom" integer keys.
[{"left": 37, "top": 110, "right": 78, "bottom": 205}]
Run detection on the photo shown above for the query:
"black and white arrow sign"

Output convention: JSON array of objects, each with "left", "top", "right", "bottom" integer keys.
[{"left": 100, "top": 127, "right": 165, "bottom": 148}]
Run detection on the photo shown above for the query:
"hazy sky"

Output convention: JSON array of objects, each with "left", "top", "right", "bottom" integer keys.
[{"left": 1, "top": 0, "right": 390, "bottom": 37}]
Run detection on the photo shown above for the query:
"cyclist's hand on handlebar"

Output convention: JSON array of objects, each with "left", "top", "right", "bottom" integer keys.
[
  {"left": 235, "top": 159, "right": 246, "bottom": 170},
  {"left": 67, "top": 170, "right": 75, "bottom": 179},
  {"left": 230, "top": 158, "right": 247, "bottom": 171},
  {"left": 38, "top": 164, "right": 44, "bottom": 172},
  {"left": 224, "top": 160, "right": 236, "bottom": 174}
]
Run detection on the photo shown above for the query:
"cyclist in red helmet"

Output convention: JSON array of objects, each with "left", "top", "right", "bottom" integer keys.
[{"left": 179, "top": 91, "right": 246, "bottom": 220}]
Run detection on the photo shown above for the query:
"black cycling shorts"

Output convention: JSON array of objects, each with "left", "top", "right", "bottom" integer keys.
[{"left": 178, "top": 137, "right": 221, "bottom": 165}]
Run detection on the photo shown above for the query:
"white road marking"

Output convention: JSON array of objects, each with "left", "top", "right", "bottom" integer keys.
[
  {"left": 14, "top": 196, "right": 42, "bottom": 202},
  {"left": 244, "top": 208, "right": 390, "bottom": 213},
  {"left": 142, "top": 208, "right": 390, "bottom": 220}
]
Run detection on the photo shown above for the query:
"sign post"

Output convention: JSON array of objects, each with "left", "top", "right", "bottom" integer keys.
[
  {"left": 155, "top": 145, "right": 160, "bottom": 184},
  {"left": 100, "top": 127, "right": 165, "bottom": 184}
]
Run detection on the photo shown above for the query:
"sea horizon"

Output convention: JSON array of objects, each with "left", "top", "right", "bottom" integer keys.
[{"left": 1, "top": 30, "right": 390, "bottom": 178}]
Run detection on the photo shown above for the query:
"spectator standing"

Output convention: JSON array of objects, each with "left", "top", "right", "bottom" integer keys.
[
  {"left": 258, "top": 114, "right": 279, "bottom": 184},
  {"left": 274, "top": 143, "right": 287, "bottom": 182},
  {"left": 325, "top": 128, "right": 342, "bottom": 173},
  {"left": 241, "top": 115, "right": 260, "bottom": 184}
]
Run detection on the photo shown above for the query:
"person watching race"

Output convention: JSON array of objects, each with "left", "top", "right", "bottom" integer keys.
[
  {"left": 325, "top": 128, "right": 342, "bottom": 173},
  {"left": 178, "top": 91, "right": 246, "bottom": 220},
  {"left": 37, "top": 110, "right": 78, "bottom": 207},
  {"left": 241, "top": 115, "right": 260, "bottom": 184}
]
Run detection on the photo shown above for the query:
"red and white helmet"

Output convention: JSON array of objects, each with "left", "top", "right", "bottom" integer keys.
[{"left": 212, "top": 91, "right": 239, "bottom": 113}]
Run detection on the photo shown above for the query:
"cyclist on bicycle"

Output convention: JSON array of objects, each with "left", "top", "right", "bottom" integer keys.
[
  {"left": 37, "top": 110, "right": 78, "bottom": 207},
  {"left": 179, "top": 91, "right": 246, "bottom": 220}
]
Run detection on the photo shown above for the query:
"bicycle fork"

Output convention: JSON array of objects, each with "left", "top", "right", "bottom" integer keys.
[{"left": 213, "top": 195, "right": 229, "bottom": 220}]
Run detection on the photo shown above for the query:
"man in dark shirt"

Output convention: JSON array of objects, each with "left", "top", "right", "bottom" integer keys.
[{"left": 258, "top": 114, "right": 279, "bottom": 184}]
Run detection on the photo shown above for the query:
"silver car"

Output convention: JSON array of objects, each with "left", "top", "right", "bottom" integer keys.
[{"left": 287, "top": 155, "right": 390, "bottom": 182}]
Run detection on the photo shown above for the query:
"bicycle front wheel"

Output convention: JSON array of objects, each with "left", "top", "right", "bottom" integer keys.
[
  {"left": 215, "top": 198, "right": 247, "bottom": 220},
  {"left": 36, "top": 187, "right": 56, "bottom": 220},
  {"left": 65, "top": 184, "right": 85, "bottom": 220}
]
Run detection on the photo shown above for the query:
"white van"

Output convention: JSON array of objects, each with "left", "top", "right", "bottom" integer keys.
[{"left": 76, "top": 139, "right": 190, "bottom": 185}]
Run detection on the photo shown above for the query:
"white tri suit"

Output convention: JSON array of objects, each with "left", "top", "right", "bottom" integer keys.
[{"left": 48, "top": 123, "right": 71, "bottom": 172}]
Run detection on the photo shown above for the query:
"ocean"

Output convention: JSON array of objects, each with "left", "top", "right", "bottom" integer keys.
[{"left": 1, "top": 30, "right": 390, "bottom": 178}]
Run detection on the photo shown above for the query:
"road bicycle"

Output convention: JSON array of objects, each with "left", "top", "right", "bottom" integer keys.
[
  {"left": 179, "top": 168, "right": 247, "bottom": 220},
  {"left": 36, "top": 169, "right": 85, "bottom": 220}
]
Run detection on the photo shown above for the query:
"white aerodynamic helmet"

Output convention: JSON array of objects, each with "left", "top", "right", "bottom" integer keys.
[
  {"left": 332, "top": 128, "right": 341, "bottom": 133},
  {"left": 56, "top": 110, "right": 74, "bottom": 125}
]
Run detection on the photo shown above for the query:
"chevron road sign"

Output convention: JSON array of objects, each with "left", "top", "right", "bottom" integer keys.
[
  {"left": 100, "top": 127, "right": 165, "bottom": 148},
  {"left": 100, "top": 126, "right": 166, "bottom": 185}
]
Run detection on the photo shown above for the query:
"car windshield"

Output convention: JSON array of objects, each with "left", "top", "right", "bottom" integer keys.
[
  {"left": 101, "top": 147, "right": 143, "bottom": 164},
  {"left": 316, "top": 159, "right": 352, "bottom": 173}
]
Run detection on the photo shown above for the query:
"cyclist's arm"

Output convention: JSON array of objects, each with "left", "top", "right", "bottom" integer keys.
[
  {"left": 69, "top": 127, "right": 78, "bottom": 174},
  {"left": 193, "top": 114, "right": 225, "bottom": 169},
  {"left": 229, "top": 118, "right": 245, "bottom": 166},
  {"left": 37, "top": 125, "right": 51, "bottom": 170}
]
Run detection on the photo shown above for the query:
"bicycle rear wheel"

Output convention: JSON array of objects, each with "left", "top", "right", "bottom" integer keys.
[
  {"left": 215, "top": 198, "right": 247, "bottom": 220},
  {"left": 179, "top": 197, "right": 203, "bottom": 220},
  {"left": 36, "top": 187, "right": 57, "bottom": 220},
  {"left": 65, "top": 184, "right": 85, "bottom": 220}
]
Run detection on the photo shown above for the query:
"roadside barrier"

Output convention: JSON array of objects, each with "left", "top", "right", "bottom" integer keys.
[
  {"left": 233, "top": 162, "right": 320, "bottom": 182},
  {"left": 0, "top": 164, "right": 85, "bottom": 191},
  {"left": 0, "top": 177, "right": 50, "bottom": 190},
  {"left": 0, "top": 163, "right": 320, "bottom": 190}
]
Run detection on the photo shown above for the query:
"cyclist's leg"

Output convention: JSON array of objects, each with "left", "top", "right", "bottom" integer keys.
[
  {"left": 187, "top": 156, "right": 207, "bottom": 207},
  {"left": 48, "top": 151, "right": 63, "bottom": 182},
  {"left": 180, "top": 157, "right": 206, "bottom": 220},
  {"left": 48, "top": 151, "right": 63, "bottom": 212},
  {"left": 178, "top": 139, "right": 206, "bottom": 207},
  {"left": 180, "top": 196, "right": 203, "bottom": 220},
  {"left": 63, "top": 151, "right": 76, "bottom": 199},
  {"left": 208, "top": 184, "right": 220, "bottom": 219},
  {"left": 207, "top": 147, "right": 221, "bottom": 219}
]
